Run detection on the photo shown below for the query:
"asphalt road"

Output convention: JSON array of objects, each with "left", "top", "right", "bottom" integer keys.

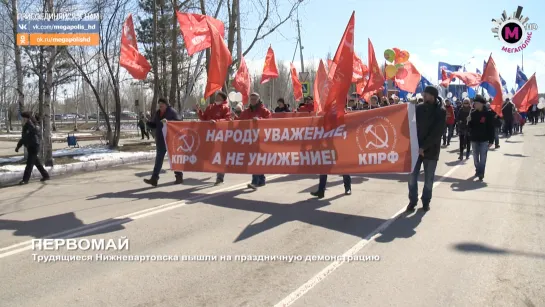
[{"left": 1, "top": 125, "right": 544, "bottom": 307}]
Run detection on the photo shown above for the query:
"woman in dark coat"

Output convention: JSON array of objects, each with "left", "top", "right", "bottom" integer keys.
[{"left": 15, "top": 112, "right": 50, "bottom": 184}]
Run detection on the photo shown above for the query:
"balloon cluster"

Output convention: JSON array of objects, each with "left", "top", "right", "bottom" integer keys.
[{"left": 383, "top": 48, "right": 410, "bottom": 80}]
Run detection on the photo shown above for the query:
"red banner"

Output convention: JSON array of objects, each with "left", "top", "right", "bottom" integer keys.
[{"left": 164, "top": 104, "right": 418, "bottom": 175}]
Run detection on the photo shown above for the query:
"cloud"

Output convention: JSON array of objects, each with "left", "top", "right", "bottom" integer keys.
[{"left": 430, "top": 48, "right": 449, "bottom": 57}]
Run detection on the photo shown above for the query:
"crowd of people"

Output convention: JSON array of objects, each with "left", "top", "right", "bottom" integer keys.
[{"left": 14, "top": 86, "right": 542, "bottom": 212}]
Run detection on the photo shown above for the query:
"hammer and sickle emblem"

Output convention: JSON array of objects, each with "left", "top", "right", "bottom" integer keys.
[
  {"left": 365, "top": 124, "right": 389, "bottom": 149},
  {"left": 177, "top": 134, "right": 194, "bottom": 153}
]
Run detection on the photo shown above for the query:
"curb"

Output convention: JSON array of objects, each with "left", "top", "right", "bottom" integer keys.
[{"left": 0, "top": 152, "right": 156, "bottom": 187}]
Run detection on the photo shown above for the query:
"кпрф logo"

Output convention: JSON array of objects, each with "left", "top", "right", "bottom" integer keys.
[{"left": 491, "top": 6, "right": 538, "bottom": 53}]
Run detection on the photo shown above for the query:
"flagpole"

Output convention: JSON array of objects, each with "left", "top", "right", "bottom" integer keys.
[{"left": 522, "top": 49, "right": 524, "bottom": 71}]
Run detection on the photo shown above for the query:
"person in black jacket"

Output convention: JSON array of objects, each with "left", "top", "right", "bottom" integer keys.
[
  {"left": 274, "top": 98, "right": 290, "bottom": 112},
  {"left": 468, "top": 95, "right": 495, "bottom": 181},
  {"left": 457, "top": 98, "right": 472, "bottom": 160},
  {"left": 16, "top": 112, "right": 50, "bottom": 184},
  {"left": 407, "top": 86, "right": 446, "bottom": 212},
  {"left": 501, "top": 98, "right": 515, "bottom": 136},
  {"left": 143, "top": 98, "right": 183, "bottom": 187},
  {"left": 491, "top": 109, "right": 502, "bottom": 149},
  {"left": 138, "top": 113, "right": 149, "bottom": 140}
]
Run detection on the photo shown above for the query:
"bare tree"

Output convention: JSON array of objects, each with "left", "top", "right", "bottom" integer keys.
[{"left": 2, "top": 0, "right": 24, "bottom": 116}]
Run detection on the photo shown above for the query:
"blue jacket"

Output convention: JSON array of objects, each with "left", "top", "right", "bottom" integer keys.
[{"left": 147, "top": 106, "right": 180, "bottom": 149}]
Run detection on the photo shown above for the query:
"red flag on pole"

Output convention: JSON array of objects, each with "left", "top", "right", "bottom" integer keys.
[
  {"left": 119, "top": 14, "right": 151, "bottom": 80},
  {"left": 362, "top": 39, "right": 385, "bottom": 94},
  {"left": 176, "top": 12, "right": 225, "bottom": 56},
  {"left": 395, "top": 62, "right": 421, "bottom": 93},
  {"left": 322, "top": 11, "right": 355, "bottom": 129},
  {"left": 290, "top": 63, "right": 303, "bottom": 102},
  {"left": 441, "top": 72, "right": 481, "bottom": 87},
  {"left": 232, "top": 56, "right": 251, "bottom": 104},
  {"left": 204, "top": 19, "right": 232, "bottom": 98},
  {"left": 481, "top": 55, "right": 503, "bottom": 115},
  {"left": 512, "top": 73, "right": 538, "bottom": 112},
  {"left": 260, "top": 46, "right": 279, "bottom": 84},
  {"left": 313, "top": 60, "right": 327, "bottom": 113}
]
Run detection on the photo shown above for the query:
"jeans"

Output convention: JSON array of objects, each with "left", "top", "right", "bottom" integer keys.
[
  {"left": 459, "top": 134, "right": 471, "bottom": 158},
  {"left": 408, "top": 156, "right": 438, "bottom": 205},
  {"left": 472, "top": 142, "right": 489, "bottom": 177},
  {"left": 152, "top": 146, "right": 182, "bottom": 180},
  {"left": 443, "top": 124, "right": 454, "bottom": 145},
  {"left": 251, "top": 175, "right": 265, "bottom": 185},
  {"left": 317, "top": 175, "right": 351, "bottom": 192},
  {"left": 23, "top": 147, "right": 49, "bottom": 182},
  {"left": 494, "top": 127, "right": 500, "bottom": 146}
]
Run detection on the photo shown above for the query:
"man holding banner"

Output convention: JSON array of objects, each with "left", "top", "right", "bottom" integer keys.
[
  {"left": 237, "top": 92, "right": 272, "bottom": 190},
  {"left": 144, "top": 98, "right": 184, "bottom": 187},
  {"left": 407, "top": 86, "right": 446, "bottom": 212},
  {"left": 196, "top": 91, "right": 232, "bottom": 185}
]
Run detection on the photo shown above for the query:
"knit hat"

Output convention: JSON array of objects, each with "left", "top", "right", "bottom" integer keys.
[
  {"left": 473, "top": 94, "right": 486, "bottom": 104},
  {"left": 423, "top": 86, "right": 439, "bottom": 98}
]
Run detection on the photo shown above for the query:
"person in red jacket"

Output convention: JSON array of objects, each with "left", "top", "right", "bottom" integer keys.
[
  {"left": 443, "top": 99, "right": 456, "bottom": 146},
  {"left": 196, "top": 91, "right": 232, "bottom": 185},
  {"left": 237, "top": 92, "right": 272, "bottom": 190},
  {"left": 297, "top": 96, "right": 314, "bottom": 112}
]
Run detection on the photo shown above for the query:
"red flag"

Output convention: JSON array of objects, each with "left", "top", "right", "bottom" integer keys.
[
  {"left": 176, "top": 12, "right": 225, "bottom": 56},
  {"left": 512, "top": 73, "right": 538, "bottom": 112},
  {"left": 290, "top": 63, "right": 303, "bottom": 102},
  {"left": 204, "top": 19, "right": 232, "bottom": 98},
  {"left": 441, "top": 72, "right": 481, "bottom": 87},
  {"left": 260, "top": 46, "right": 279, "bottom": 84},
  {"left": 394, "top": 62, "right": 421, "bottom": 93},
  {"left": 356, "top": 78, "right": 368, "bottom": 95},
  {"left": 352, "top": 54, "right": 368, "bottom": 82},
  {"left": 441, "top": 69, "right": 448, "bottom": 82},
  {"left": 327, "top": 59, "right": 333, "bottom": 72},
  {"left": 481, "top": 55, "right": 503, "bottom": 115},
  {"left": 323, "top": 12, "right": 355, "bottom": 128},
  {"left": 362, "top": 39, "right": 385, "bottom": 94},
  {"left": 313, "top": 60, "right": 327, "bottom": 113},
  {"left": 120, "top": 14, "right": 151, "bottom": 80},
  {"left": 232, "top": 56, "right": 251, "bottom": 104}
]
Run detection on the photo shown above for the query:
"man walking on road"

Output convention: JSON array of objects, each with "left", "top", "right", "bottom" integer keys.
[
  {"left": 468, "top": 95, "right": 495, "bottom": 181},
  {"left": 443, "top": 99, "right": 455, "bottom": 146},
  {"left": 237, "top": 92, "right": 271, "bottom": 190},
  {"left": 502, "top": 98, "right": 515, "bottom": 136},
  {"left": 407, "top": 86, "right": 446, "bottom": 212},
  {"left": 196, "top": 91, "right": 232, "bottom": 185},
  {"left": 143, "top": 98, "right": 184, "bottom": 187},
  {"left": 457, "top": 98, "right": 472, "bottom": 160}
]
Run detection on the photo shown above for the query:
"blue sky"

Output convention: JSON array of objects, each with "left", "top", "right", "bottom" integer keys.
[{"left": 241, "top": 0, "right": 545, "bottom": 92}]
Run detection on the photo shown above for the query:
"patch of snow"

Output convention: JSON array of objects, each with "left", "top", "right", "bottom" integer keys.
[
  {"left": 0, "top": 150, "right": 155, "bottom": 173},
  {"left": 53, "top": 146, "right": 114, "bottom": 157},
  {"left": 0, "top": 145, "right": 114, "bottom": 165},
  {"left": 76, "top": 151, "right": 155, "bottom": 162}
]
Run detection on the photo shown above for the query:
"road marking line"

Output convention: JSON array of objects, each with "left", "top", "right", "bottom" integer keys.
[
  {"left": 0, "top": 175, "right": 286, "bottom": 259},
  {"left": 274, "top": 163, "right": 463, "bottom": 307}
]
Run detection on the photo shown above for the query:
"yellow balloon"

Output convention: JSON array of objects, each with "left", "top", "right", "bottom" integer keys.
[{"left": 385, "top": 65, "right": 398, "bottom": 79}]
